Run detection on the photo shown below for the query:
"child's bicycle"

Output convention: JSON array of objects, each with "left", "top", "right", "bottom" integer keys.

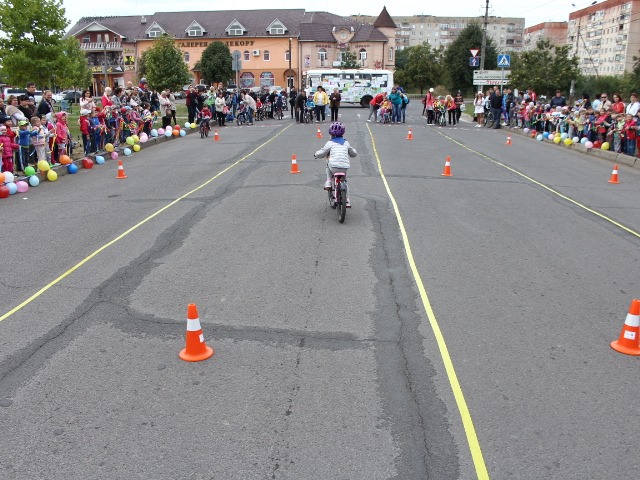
[
  {"left": 326, "top": 171, "right": 348, "bottom": 223},
  {"left": 236, "top": 106, "right": 248, "bottom": 126},
  {"left": 200, "top": 118, "right": 211, "bottom": 137}
]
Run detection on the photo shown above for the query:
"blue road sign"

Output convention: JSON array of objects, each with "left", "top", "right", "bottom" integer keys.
[
  {"left": 497, "top": 54, "right": 511, "bottom": 68},
  {"left": 469, "top": 57, "right": 480, "bottom": 67}
]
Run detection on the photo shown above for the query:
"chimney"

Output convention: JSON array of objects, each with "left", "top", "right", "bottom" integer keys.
[{"left": 141, "top": 16, "right": 147, "bottom": 24}]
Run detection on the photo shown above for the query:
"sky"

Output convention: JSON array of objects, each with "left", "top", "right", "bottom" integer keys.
[{"left": 61, "top": 0, "right": 597, "bottom": 30}]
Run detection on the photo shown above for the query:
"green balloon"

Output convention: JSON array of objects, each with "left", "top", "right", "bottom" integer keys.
[
  {"left": 126, "top": 136, "right": 135, "bottom": 145},
  {"left": 24, "top": 166, "right": 36, "bottom": 176}
]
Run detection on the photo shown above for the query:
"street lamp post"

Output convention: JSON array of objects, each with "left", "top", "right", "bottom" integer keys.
[{"left": 288, "top": 37, "right": 292, "bottom": 93}]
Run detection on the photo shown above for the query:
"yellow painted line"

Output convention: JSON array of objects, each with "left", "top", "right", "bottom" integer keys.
[
  {"left": 433, "top": 128, "right": 640, "bottom": 239},
  {"left": 0, "top": 125, "right": 292, "bottom": 323},
  {"left": 366, "top": 124, "right": 490, "bottom": 479}
]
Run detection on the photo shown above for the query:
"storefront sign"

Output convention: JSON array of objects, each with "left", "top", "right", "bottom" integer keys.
[
  {"left": 240, "top": 72, "right": 255, "bottom": 88},
  {"left": 259, "top": 71, "right": 274, "bottom": 87},
  {"left": 315, "top": 44, "right": 331, "bottom": 48}
]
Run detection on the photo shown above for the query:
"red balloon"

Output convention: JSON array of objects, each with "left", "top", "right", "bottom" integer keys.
[
  {"left": 174, "top": 124, "right": 180, "bottom": 130},
  {"left": 593, "top": 141, "right": 602, "bottom": 148},
  {"left": 82, "top": 158, "right": 94, "bottom": 169},
  {"left": 0, "top": 185, "right": 9, "bottom": 198}
]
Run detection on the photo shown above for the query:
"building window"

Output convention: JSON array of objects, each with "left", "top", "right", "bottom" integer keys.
[
  {"left": 318, "top": 48, "right": 327, "bottom": 61},
  {"left": 188, "top": 26, "right": 203, "bottom": 37},
  {"left": 96, "top": 34, "right": 102, "bottom": 43},
  {"left": 184, "top": 52, "right": 190, "bottom": 62},
  {"left": 285, "top": 50, "right": 290, "bottom": 61},
  {"left": 82, "top": 35, "right": 90, "bottom": 43},
  {"left": 389, "top": 47, "right": 393, "bottom": 61},
  {"left": 244, "top": 50, "right": 250, "bottom": 61},
  {"left": 359, "top": 48, "right": 367, "bottom": 61},
  {"left": 148, "top": 27, "right": 162, "bottom": 38},
  {"left": 263, "top": 50, "right": 270, "bottom": 61},
  {"left": 268, "top": 21, "right": 286, "bottom": 35}
]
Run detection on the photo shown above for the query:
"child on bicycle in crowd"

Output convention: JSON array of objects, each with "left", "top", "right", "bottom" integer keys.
[
  {"left": 198, "top": 106, "right": 212, "bottom": 130},
  {"left": 314, "top": 121, "right": 357, "bottom": 208}
]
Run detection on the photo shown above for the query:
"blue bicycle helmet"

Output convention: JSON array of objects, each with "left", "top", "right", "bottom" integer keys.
[{"left": 329, "top": 121, "right": 345, "bottom": 137}]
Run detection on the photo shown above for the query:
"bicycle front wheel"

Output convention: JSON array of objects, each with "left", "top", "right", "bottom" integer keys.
[{"left": 337, "top": 183, "right": 346, "bottom": 223}]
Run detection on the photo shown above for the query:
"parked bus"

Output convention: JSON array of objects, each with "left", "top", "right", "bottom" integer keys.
[{"left": 304, "top": 69, "right": 393, "bottom": 108}]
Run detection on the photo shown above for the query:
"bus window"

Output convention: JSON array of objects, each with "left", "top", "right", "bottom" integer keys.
[{"left": 372, "top": 74, "right": 388, "bottom": 87}]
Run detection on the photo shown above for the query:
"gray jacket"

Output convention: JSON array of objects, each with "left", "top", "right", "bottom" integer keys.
[{"left": 314, "top": 137, "right": 357, "bottom": 169}]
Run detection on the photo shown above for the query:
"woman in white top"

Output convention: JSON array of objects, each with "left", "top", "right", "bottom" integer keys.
[
  {"left": 79, "top": 90, "right": 96, "bottom": 111},
  {"left": 473, "top": 92, "right": 485, "bottom": 127}
]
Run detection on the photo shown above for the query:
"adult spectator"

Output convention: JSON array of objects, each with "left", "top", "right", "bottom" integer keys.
[
  {"left": 581, "top": 93, "right": 592, "bottom": 109},
  {"left": 214, "top": 92, "right": 226, "bottom": 126},
  {"left": 329, "top": 88, "right": 341, "bottom": 122},
  {"left": 388, "top": 87, "right": 403, "bottom": 124},
  {"left": 101, "top": 87, "right": 113, "bottom": 109},
  {"left": 313, "top": 86, "right": 328, "bottom": 122},
  {"left": 367, "top": 91, "right": 385, "bottom": 122},
  {"left": 0, "top": 97, "right": 6, "bottom": 117},
  {"left": 503, "top": 88, "right": 514, "bottom": 126},
  {"left": 423, "top": 88, "right": 435, "bottom": 124},
  {"left": 611, "top": 93, "right": 625, "bottom": 115},
  {"left": 549, "top": 90, "right": 567, "bottom": 108},
  {"left": 490, "top": 87, "right": 503, "bottom": 129},
  {"left": 37, "top": 90, "right": 55, "bottom": 119},
  {"left": 18, "top": 95, "right": 35, "bottom": 120},
  {"left": 597, "top": 93, "right": 612, "bottom": 111},
  {"left": 473, "top": 92, "right": 485, "bottom": 127},
  {"left": 158, "top": 91, "right": 172, "bottom": 129},
  {"left": 79, "top": 89, "right": 96, "bottom": 112},
  {"left": 137, "top": 78, "right": 150, "bottom": 105},
  {"left": 626, "top": 93, "right": 639, "bottom": 116},
  {"left": 5, "top": 95, "right": 26, "bottom": 126},
  {"left": 454, "top": 91, "right": 464, "bottom": 123},
  {"left": 186, "top": 85, "right": 197, "bottom": 124},
  {"left": 294, "top": 89, "right": 306, "bottom": 123},
  {"left": 166, "top": 88, "right": 177, "bottom": 125},
  {"left": 242, "top": 91, "right": 256, "bottom": 125},
  {"left": 25, "top": 82, "right": 37, "bottom": 103},
  {"left": 288, "top": 87, "right": 297, "bottom": 118}
]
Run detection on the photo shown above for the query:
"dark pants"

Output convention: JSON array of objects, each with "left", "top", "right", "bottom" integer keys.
[
  {"left": 492, "top": 108, "right": 502, "bottom": 128},
  {"left": 331, "top": 106, "right": 339, "bottom": 121},
  {"left": 171, "top": 109, "right": 177, "bottom": 125},
  {"left": 162, "top": 116, "right": 171, "bottom": 129},
  {"left": 187, "top": 105, "right": 196, "bottom": 124},
  {"left": 448, "top": 110, "right": 456, "bottom": 125},
  {"left": 427, "top": 109, "right": 434, "bottom": 124},
  {"left": 456, "top": 107, "right": 461, "bottom": 122},
  {"left": 217, "top": 111, "right": 225, "bottom": 126},
  {"left": 315, "top": 105, "right": 326, "bottom": 122}
]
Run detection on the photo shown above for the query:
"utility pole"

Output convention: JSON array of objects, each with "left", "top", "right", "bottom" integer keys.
[{"left": 479, "top": 0, "right": 490, "bottom": 93}]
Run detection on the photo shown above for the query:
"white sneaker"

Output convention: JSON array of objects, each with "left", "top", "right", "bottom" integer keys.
[
  {"left": 367, "top": 119, "right": 371, "bottom": 122},
  {"left": 324, "top": 180, "right": 331, "bottom": 190}
]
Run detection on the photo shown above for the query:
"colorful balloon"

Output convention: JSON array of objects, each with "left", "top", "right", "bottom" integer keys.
[
  {"left": 105, "top": 143, "right": 114, "bottom": 152},
  {"left": 126, "top": 136, "right": 135, "bottom": 145},
  {"left": 16, "top": 180, "right": 29, "bottom": 193},
  {"left": 28, "top": 175, "right": 39, "bottom": 186},
  {"left": 7, "top": 182, "right": 17, "bottom": 194},
  {"left": 164, "top": 130, "right": 172, "bottom": 137},
  {"left": 585, "top": 141, "right": 593, "bottom": 149},
  {"left": 553, "top": 136, "right": 561, "bottom": 144},
  {"left": 111, "top": 152, "right": 119, "bottom": 160},
  {"left": 580, "top": 137, "right": 588, "bottom": 144},
  {"left": 0, "top": 185, "right": 9, "bottom": 198},
  {"left": 184, "top": 121, "right": 190, "bottom": 128},
  {"left": 0, "top": 172, "right": 4, "bottom": 183},
  {"left": 132, "top": 135, "right": 140, "bottom": 143},
  {"left": 601, "top": 142, "right": 610, "bottom": 150},
  {"left": 536, "top": 134, "right": 543, "bottom": 141},
  {"left": 560, "top": 133, "right": 568, "bottom": 140},
  {"left": 523, "top": 128, "right": 529, "bottom": 134},
  {"left": 82, "top": 158, "right": 94, "bottom": 169},
  {"left": 24, "top": 166, "right": 36, "bottom": 176},
  {"left": 3, "top": 172, "right": 14, "bottom": 183},
  {"left": 151, "top": 129, "right": 158, "bottom": 137},
  {"left": 172, "top": 129, "right": 179, "bottom": 136},
  {"left": 47, "top": 170, "right": 58, "bottom": 181},
  {"left": 95, "top": 155, "right": 105, "bottom": 164},
  {"left": 180, "top": 130, "right": 186, "bottom": 137},
  {"left": 68, "top": 163, "right": 78, "bottom": 174},
  {"left": 133, "top": 144, "right": 141, "bottom": 152},
  {"left": 564, "top": 138, "right": 572, "bottom": 146},
  {"left": 572, "top": 137, "right": 580, "bottom": 144},
  {"left": 37, "top": 160, "right": 50, "bottom": 172},
  {"left": 140, "top": 135, "right": 148, "bottom": 143},
  {"left": 59, "top": 154, "right": 72, "bottom": 165},
  {"left": 124, "top": 148, "right": 132, "bottom": 156},
  {"left": 190, "top": 123, "right": 196, "bottom": 128},
  {"left": 157, "top": 128, "right": 165, "bottom": 136}
]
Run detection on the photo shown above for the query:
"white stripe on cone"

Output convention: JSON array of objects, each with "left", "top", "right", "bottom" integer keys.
[{"left": 186, "top": 317, "right": 202, "bottom": 331}]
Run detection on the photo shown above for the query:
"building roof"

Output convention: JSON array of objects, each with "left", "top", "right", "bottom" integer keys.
[
  {"left": 299, "top": 11, "right": 388, "bottom": 42},
  {"left": 373, "top": 6, "right": 396, "bottom": 29},
  {"left": 67, "top": 9, "right": 307, "bottom": 40}
]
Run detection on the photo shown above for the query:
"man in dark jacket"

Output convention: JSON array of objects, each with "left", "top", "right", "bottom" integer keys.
[
  {"left": 490, "top": 87, "right": 503, "bottom": 129},
  {"left": 549, "top": 90, "right": 567, "bottom": 108},
  {"left": 289, "top": 87, "right": 297, "bottom": 118},
  {"left": 294, "top": 90, "right": 306, "bottom": 123}
]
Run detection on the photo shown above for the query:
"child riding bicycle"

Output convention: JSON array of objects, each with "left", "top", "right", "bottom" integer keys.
[
  {"left": 314, "top": 121, "right": 357, "bottom": 208},
  {"left": 198, "top": 106, "right": 212, "bottom": 130}
]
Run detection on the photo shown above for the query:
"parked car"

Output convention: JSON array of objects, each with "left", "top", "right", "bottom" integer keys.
[
  {"left": 173, "top": 90, "right": 184, "bottom": 99},
  {"left": 53, "top": 90, "right": 82, "bottom": 103},
  {"left": 269, "top": 85, "right": 284, "bottom": 94},
  {"left": 3, "top": 87, "right": 43, "bottom": 103},
  {"left": 226, "top": 84, "right": 238, "bottom": 93}
]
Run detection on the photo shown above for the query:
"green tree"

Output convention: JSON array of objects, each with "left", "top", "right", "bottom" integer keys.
[
  {"left": 142, "top": 35, "right": 191, "bottom": 91},
  {"left": 55, "top": 37, "right": 92, "bottom": 89},
  {"left": 340, "top": 49, "right": 359, "bottom": 69},
  {"left": 509, "top": 39, "right": 579, "bottom": 97},
  {"left": 394, "top": 48, "right": 410, "bottom": 71},
  {"left": 199, "top": 41, "right": 233, "bottom": 85},
  {"left": 394, "top": 43, "right": 445, "bottom": 94},
  {"left": 444, "top": 23, "right": 498, "bottom": 94},
  {"left": 0, "top": 0, "right": 69, "bottom": 88}
]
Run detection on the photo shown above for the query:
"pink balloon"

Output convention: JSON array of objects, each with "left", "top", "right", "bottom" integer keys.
[
  {"left": 158, "top": 128, "right": 165, "bottom": 136},
  {"left": 140, "top": 136, "right": 148, "bottom": 143},
  {"left": 111, "top": 151, "right": 119, "bottom": 160},
  {"left": 585, "top": 141, "right": 593, "bottom": 149},
  {"left": 16, "top": 180, "right": 29, "bottom": 193}
]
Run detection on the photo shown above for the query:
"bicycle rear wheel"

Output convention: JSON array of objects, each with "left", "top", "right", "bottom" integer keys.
[
  {"left": 336, "top": 183, "right": 346, "bottom": 223},
  {"left": 200, "top": 126, "right": 205, "bottom": 138}
]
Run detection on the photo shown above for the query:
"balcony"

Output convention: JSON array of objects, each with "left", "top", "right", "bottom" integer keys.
[{"left": 80, "top": 42, "right": 123, "bottom": 51}]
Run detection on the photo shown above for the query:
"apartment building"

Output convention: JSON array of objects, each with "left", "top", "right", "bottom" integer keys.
[
  {"left": 523, "top": 22, "right": 568, "bottom": 51},
  {"left": 351, "top": 14, "right": 525, "bottom": 51},
  {"left": 567, "top": 0, "right": 640, "bottom": 75}
]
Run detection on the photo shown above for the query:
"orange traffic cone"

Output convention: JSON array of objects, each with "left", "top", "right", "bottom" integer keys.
[
  {"left": 290, "top": 154, "right": 301, "bottom": 174},
  {"left": 506, "top": 134, "right": 512, "bottom": 145},
  {"left": 179, "top": 303, "right": 215, "bottom": 362},
  {"left": 316, "top": 126, "right": 323, "bottom": 139},
  {"left": 441, "top": 156, "right": 452, "bottom": 177},
  {"left": 214, "top": 130, "right": 220, "bottom": 142},
  {"left": 406, "top": 128, "right": 413, "bottom": 140},
  {"left": 608, "top": 164, "right": 619, "bottom": 184},
  {"left": 611, "top": 299, "right": 640, "bottom": 355},
  {"left": 116, "top": 159, "right": 127, "bottom": 179}
]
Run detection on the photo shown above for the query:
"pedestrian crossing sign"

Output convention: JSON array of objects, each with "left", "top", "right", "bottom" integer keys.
[{"left": 497, "top": 54, "right": 511, "bottom": 67}]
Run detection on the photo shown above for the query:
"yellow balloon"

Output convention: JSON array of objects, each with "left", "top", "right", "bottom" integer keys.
[
  {"left": 601, "top": 142, "right": 610, "bottom": 150},
  {"left": 190, "top": 123, "right": 196, "bottom": 128},
  {"left": 38, "top": 160, "right": 50, "bottom": 172},
  {"left": 132, "top": 135, "right": 140, "bottom": 143},
  {"left": 564, "top": 138, "right": 572, "bottom": 146},
  {"left": 133, "top": 144, "right": 141, "bottom": 152},
  {"left": 47, "top": 170, "right": 58, "bottom": 181},
  {"left": 553, "top": 136, "right": 561, "bottom": 144},
  {"left": 105, "top": 143, "right": 114, "bottom": 152},
  {"left": 126, "top": 136, "right": 135, "bottom": 145}
]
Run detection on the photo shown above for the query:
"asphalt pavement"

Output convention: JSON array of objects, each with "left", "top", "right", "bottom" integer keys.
[{"left": 1, "top": 107, "right": 640, "bottom": 480}]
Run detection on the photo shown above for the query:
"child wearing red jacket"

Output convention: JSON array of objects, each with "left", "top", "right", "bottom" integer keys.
[
  {"left": 0, "top": 125, "right": 20, "bottom": 173},
  {"left": 623, "top": 113, "right": 637, "bottom": 156},
  {"left": 79, "top": 109, "right": 91, "bottom": 155},
  {"left": 54, "top": 111, "right": 69, "bottom": 164}
]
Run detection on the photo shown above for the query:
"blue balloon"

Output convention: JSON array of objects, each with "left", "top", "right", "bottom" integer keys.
[
  {"left": 28, "top": 175, "right": 40, "bottom": 186},
  {"left": 150, "top": 129, "right": 158, "bottom": 137},
  {"left": 124, "top": 148, "right": 132, "bottom": 156},
  {"left": 68, "top": 163, "right": 78, "bottom": 174},
  {"left": 536, "top": 134, "right": 543, "bottom": 141},
  {"left": 7, "top": 182, "right": 17, "bottom": 194},
  {"left": 580, "top": 137, "right": 588, "bottom": 144},
  {"left": 180, "top": 130, "right": 186, "bottom": 137},
  {"left": 164, "top": 130, "right": 172, "bottom": 137},
  {"left": 95, "top": 155, "right": 105, "bottom": 164},
  {"left": 184, "top": 121, "right": 190, "bottom": 128},
  {"left": 543, "top": 132, "right": 549, "bottom": 139}
]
